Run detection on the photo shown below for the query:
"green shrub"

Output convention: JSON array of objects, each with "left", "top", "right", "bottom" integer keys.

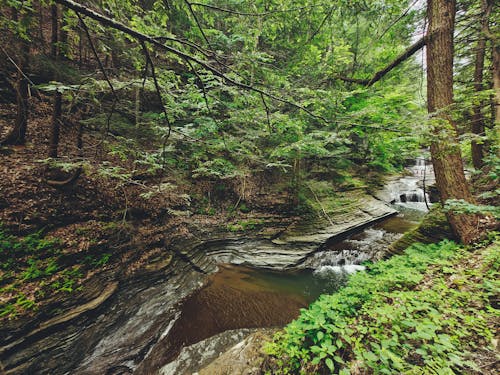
[{"left": 264, "top": 239, "right": 499, "bottom": 374}]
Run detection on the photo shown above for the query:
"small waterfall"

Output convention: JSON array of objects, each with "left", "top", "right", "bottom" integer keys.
[
  {"left": 386, "top": 156, "right": 435, "bottom": 211},
  {"left": 305, "top": 228, "right": 401, "bottom": 276}
]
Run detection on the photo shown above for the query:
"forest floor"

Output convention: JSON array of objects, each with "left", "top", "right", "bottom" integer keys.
[{"left": 0, "top": 97, "right": 303, "bottom": 330}]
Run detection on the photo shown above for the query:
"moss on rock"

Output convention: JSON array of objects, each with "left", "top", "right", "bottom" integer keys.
[{"left": 386, "top": 206, "right": 455, "bottom": 256}]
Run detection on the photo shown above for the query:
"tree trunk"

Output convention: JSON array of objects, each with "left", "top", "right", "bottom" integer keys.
[
  {"left": 426, "top": 0, "right": 481, "bottom": 244},
  {"left": 49, "top": 3, "right": 61, "bottom": 158},
  {"left": 1, "top": 9, "right": 29, "bottom": 146},
  {"left": 470, "top": 0, "right": 490, "bottom": 169},
  {"left": 492, "top": 39, "right": 500, "bottom": 127},
  {"left": 50, "top": 4, "right": 59, "bottom": 58},
  {"left": 48, "top": 91, "right": 62, "bottom": 158}
]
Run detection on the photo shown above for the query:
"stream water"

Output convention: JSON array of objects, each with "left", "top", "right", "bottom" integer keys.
[
  {"left": 150, "top": 159, "right": 433, "bottom": 374},
  {"left": 2, "top": 159, "right": 432, "bottom": 375},
  {"left": 150, "top": 216, "right": 419, "bottom": 375}
]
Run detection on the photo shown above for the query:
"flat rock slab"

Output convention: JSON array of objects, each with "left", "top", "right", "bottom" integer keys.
[
  {"left": 183, "top": 195, "right": 396, "bottom": 271},
  {"left": 272, "top": 195, "right": 397, "bottom": 246},
  {"left": 198, "top": 329, "right": 274, "bottom": 375}
]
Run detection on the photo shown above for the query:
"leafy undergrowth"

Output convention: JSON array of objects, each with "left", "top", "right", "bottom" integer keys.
[{"left": 264, "top": 236, "right": 499, "bottom": 374}]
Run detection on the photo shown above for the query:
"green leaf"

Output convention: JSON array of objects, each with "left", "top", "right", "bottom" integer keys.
[
  {"left": 317, "top": 331, "right": 324, "bottom": 341},
  {"left": 325, "top": 358, "right": 334, "bottom": 371}
]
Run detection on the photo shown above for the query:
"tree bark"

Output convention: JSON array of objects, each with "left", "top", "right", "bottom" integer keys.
[
  {"left": 426, "top": 0, "right": 481, "bottom": 244},
  {"left": 492, "top": 36, "right": 500, "bottom": 127},
  {"left": 470, "top": 0, "right": 493, "bottom": 169},
  {"left": 48, "top": 91, "right": 62, "bottom": 158}
]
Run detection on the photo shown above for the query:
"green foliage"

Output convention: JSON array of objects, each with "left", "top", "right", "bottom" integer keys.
[
  {"left": 265, "top": 239, "right": 499, "bottom": 374},
  {"left": 0, "top": 225, "right": 113, "bottom": 318},
  {"left": 226, "top": 219, "right": 264, "bottom": 232},
  {"left": 444, "top": 199, "right": 500, "bottom": 220},
  {"left": 0, "top": 227, "right": 59, "bottom": 271},
  {"left": 192, "top": 158, "right": 241, "bottom": 179},
  {"left": 84, "top": 253, "right": 111, "bottom": 267},
  {"left": 13, "top": 0, "right": 428, "bottom": 201},
  {"left": 51, "top": 266, "right": 84, "bottom": 293}
]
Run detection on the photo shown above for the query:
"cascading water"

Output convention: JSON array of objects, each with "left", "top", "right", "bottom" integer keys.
[
  {"left": 102, "top": 163, "right": 429, "bottom": 373},
  {"left": 306, "top": 156, "right": 434, "bottom": 277},
  {"left": 386, "top": 156, "right": 435, "bottom": 211},
  {"left": 305, "top": 226, "right": 403, "bottom": 277}
]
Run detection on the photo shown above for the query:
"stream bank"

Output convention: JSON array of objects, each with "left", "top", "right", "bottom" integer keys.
[{"left": 0, "top": 192, "right": 399, "bottom": 375}]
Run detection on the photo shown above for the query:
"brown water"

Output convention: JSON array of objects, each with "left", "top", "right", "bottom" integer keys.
[
  {"left": 135, "top": 265, "right": 316, "bottom": 374},
  {"left": 136, "top": 214, "right": 420, "bottom": 374}
]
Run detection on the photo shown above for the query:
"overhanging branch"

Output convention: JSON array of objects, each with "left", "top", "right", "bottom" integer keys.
[
  {"left": 337, "top": 36, "right": 427, "bottom": 87},
  {"left": 54, "top": 0, "right": 327, "bottom": 122}
]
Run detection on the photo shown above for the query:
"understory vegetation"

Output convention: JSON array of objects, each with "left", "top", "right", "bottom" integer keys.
[{"left": 264, "top": 236, "right": 499, "bottom": 374}]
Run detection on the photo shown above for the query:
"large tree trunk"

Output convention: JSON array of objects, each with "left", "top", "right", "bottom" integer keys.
[
  {"left": 426, "top": 0, "right": 482, "bottom": 244},
  {"left": 470, "top": 0, "right": 491, "bottom": 169},
  {"left": 492, "top": 37, "right": 500, "bottom": 127}
]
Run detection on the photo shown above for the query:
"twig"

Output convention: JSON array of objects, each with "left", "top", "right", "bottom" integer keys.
[
  {"left": 189, "top": 2, "right": 328, "bottom": 17},
  {"left": 184, "top": 0, "right": 213, "bottom": 51},
  {"left": 306, "top": 6, "right": 334, "bottom": 44},
  {"left": 0, "top": 46, "right": 36, "bottom": 87},
  {"left": 140, "top": 41, "right": 172, "bottom": 141},
  {"left": 306, "top": 183, "right": 335, "bottom": 226},
  {"left": 76, "top": 12, "right": 118, "bottom": 133},
  {"left": 260, "top": 92, "right": 272, "bottom": 133},
  {"left": 184, "top": 58, "right": 210, "bottom": 111}
]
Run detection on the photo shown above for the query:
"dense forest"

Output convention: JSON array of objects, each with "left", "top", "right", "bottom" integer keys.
[{"left": 0, "top": 0, "right": 499, "bottom": 374}]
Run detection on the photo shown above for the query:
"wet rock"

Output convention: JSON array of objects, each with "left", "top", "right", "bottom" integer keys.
[
  {"left": 197, "top": 329, "right": 275, "bottom": 375},
  {"left": 271, "top": 195, "right": 397, "bottom": 247},
  {"left": 0, "top": 192, "right": 398, "bottom": 374},
  {"left": 158, "top": 329, "right": 259, "bottom": 375},
  {"left": 135, "top": 270, "right": 305, "bottom": 374},
  {"left": 385, "top": 206, "right": 455, "bottom": 256}
]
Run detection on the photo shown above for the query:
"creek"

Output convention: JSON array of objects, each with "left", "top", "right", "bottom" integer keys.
[{"left": 0, "top": 159, "right": 433, "bottom": 375}]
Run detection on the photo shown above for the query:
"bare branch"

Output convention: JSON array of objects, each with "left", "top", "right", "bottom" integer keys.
[
  {"left": 76, "top": 12, "right": 118, "bottom": 132},
  {"left": 184, "top": 58, "right": 210, "bottom": 111},
  {"left": 184, "top": 0, "right": 213, "bottom": 50},
  {"left": 306, "top": 6, "right": 334, "bottom": 44},
  {"left": 140, "top": 41, "right": 172, "bottom": 140},
  {"left": 377, "top": 0, "right": 419, "bottom": 40},
  {"left": 260, "top": 92, "right": 272, "bottom": 133}
]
